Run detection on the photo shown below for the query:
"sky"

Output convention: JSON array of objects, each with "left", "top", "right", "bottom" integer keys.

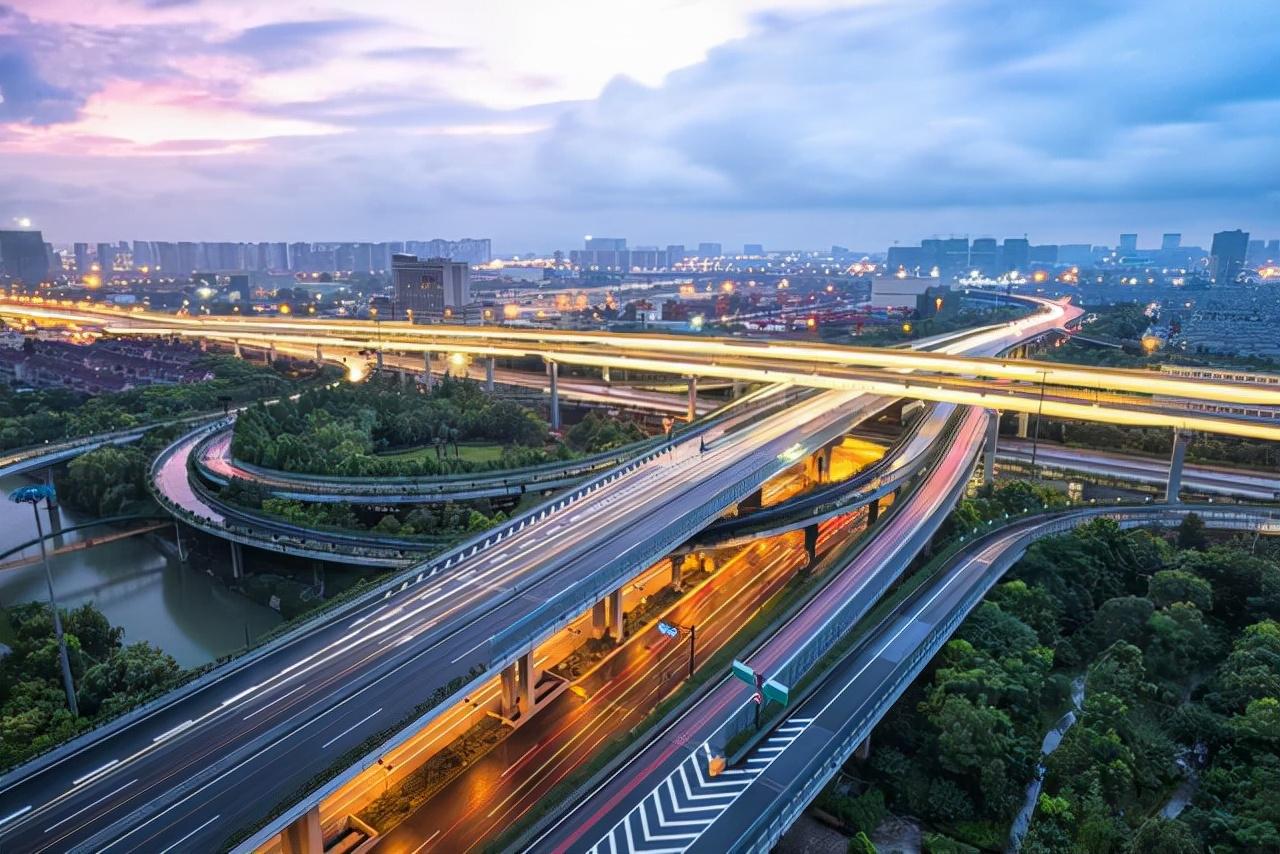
[{"left": 1, "top": 0, "right": 1278, "bottom": 253}]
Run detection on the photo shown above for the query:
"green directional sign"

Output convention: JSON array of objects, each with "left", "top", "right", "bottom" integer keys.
[
  {"left": 762, "top": 678, "right": 790, "bottom": 706},
  {"left": 731, "top": 660, "right": 755, "bottom": 686}
]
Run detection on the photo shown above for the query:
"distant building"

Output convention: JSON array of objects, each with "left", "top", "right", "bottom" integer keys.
[
  {"left": 870, "top": 275, "right": 934, "bottom": 309},
  {"left": 1058, "top": 244, "right": 1093, "bottom": 266},
  {"left": 1210, "top": 229, "right": 1250, "bottom": 284},
  {"left": 1267, "top": 240, "right": 1280, "bottom": 263},
  {"left": 743, "top": 243, "right": 764, "bottom": 256},
  {"left": 0, "top": 230, "right": 50, "bottom": 284},
  {"left": 1246, "top": 239, "right": 1267, "bottom": 267},
  {"left": 392, "top": 254, "right": 470, "bottom": 321},
  {"left": 73, "top": 243, "right": 90, "bottom": 276},
  {"left": 1001, "top": 238, "right": 1030, "bottom": 274},
  {"left": 665, "top": 245, "right": 686, "bottom": 267},
  {"left": 697, "top": 242, "right": 722, "bottom": 258},
  {"left": 1162, "top": 233, "right": 1182, "bottom": 250},
  {"left": 969, "top": 238, "right": 997, "bottom": 276},
  {"left": 1119, "top": 233, "right": 1138, "bottom": 254}
]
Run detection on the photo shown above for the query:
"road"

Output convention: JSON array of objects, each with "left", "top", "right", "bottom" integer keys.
[
  {"left": 0, "top": 387, "right": 877, "bottom": 853},
  {"left": 997, "top": 438, "right": 1280, "bottom": 500}
]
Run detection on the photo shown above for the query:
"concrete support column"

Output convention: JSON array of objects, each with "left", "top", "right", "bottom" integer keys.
[
  {"left": 230, "top": 541, "right": 244, "bottom": 579},
  {"left": 266, "top": 342, "right": 276, "bottom": 364},
  {"left": 738, "top": 487, "right": 763, "bottom": 514},
  {"left": 855, "top": 734, "right": 872, "bottom": 761},
  {"left": 803, "top": 523, "right": 819, "bottom": 567},
  {"left": 867, "top": 497, "right": 879, "bottom": 526},
  {"left": 1167, "top": 428, "right": 1190, "bottom": 503},
  {"left": 280, "top": 805, "right": 323, "bottom": 854},
  {"left": 485, "top": 356, "right": 496, "bottom": 392},
  {"left": 548, "top": 360, "right": 561, "bottom": 430},
  {"left": 44, "top": 468, "right": 62, "bottom": 535},
  {"left": 1016, "top": 410, "right": 1030, "bottom": 440},
  {"left": 602, "top": 365, "right": 611, "bottom": 384},
  {"left": 518, "top": 651, "right": 536, "bottom": 715},
  {"left": 500, "top": 662, "right": 519, "bottom": 718},
  {"left": 314, "top": 343, "right": 323, "bottom": 362},
  {"left": 423, "top": 350, "right": 433, "bottom": 390},
  {"left": 607, "top": 587, "right": 623, "bottom": 642},
  {"left": 233, "top": 339, "right": 242, "bottom": 359},
  {"left": 984, "top": 411, "right": 999, "bottom": 486},
  {"left": 686, "top": 375, "right": 698, "bottom": 422},
  {"left": 198, "top": 337, "right": 208, "bottom": 353},
  {"left": 174, "top": 522, "right": 188, "bottom": 563},
  {"left": 375, "top": 350, "right": 384, "bottom": 372},
  {"left": 669, "top": 554, "right": 686, "bottom": 592},
  {"left": 592, "top": 599, "right": 608, "bottom": 639},
  {"left": 732, "top": 380, "right": 744, "bottom": 399}
]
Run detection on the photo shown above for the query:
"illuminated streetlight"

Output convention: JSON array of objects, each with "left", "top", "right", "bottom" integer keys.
[{"left": 9, "top": 484, "right": 77, "bottom": 716}]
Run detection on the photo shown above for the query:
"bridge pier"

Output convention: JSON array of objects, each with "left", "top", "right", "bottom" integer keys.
[
  {"left": 805, "top": 446, "right": 833, "bottom": 485},
  {"left": 1167, "top": 428, "right": 1191, "bottom": 503},
  {"left": 375, "top": 350, "right": 384, "bottom": 372},
  {"left": 233, "top": 339, "right": 242, "bottom": 358},
  {"left": 607, "top": 588, "right": 624, "bottom": 642},
  {"left": 500, "top": 661, "right": 519, "bottom": 718},
  {"left": 280, "top": 805, "right": 323, "bottom": 854},
  {"left": 669, "top": 554, "right": 685, "bottom": 592},
  {"left": 267, "top": 342, "right": 276, "bottom": 364},
  {"left": 983, "top": 411, "right": 999, "bottom": 485},
  {"left": 732, "top": 380, "right": 744, "bottom": 399},
  {"left": 602, "top": 365, "right": 611, "bottom": 384},
  {"left": 1015, "top": 410, "right": 1030, "bottom": 439},
  {"left": 738, "top": 487, "right": 763, "bottom": 515},
  {"left": 855, "top": 733, "right": 872, "bottom": 761},
  {"left": 803, "top": 523, "right": 819, "bottom": 567},
  {"left": 867, "top": 497, "right": 879, "bottom": 526},
  {"left": 485, "top": 356, "right": 496, "bottom": 392},
  {"left": 229, "top": 541, "right": 245, "bottom": 579},
  {"left": 686, "top": 375, "right": 698, "bottom": 422},
  {"left": 423, "top": 350, "right": 433, "bottom": 390},
  {"left": 548, "top": 360, "right": 561, "bottom": 430},
  {"left": 518, "top": 651, "right": 537, "bottom": 716},
  {"left": 314, "top": 343, "right": 323, "bottom": 362},
  {"left": 592, "top": 599, "right": 609, "bottom": 639},
  {"left": 174, "top": 522, "right": 188, "bottom": 563}
]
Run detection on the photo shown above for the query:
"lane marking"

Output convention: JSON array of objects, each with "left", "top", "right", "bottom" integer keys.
[
  {"left": 157, "top": 813, "right": 219, "bottom": 853},
  {"left": 72, "top": 760, "right": 118, "bottom": 788},
  {"left": 322, "top": 708, "right": 383, "bottom": 750},
  {"left": 44, "top": 780, "right": 137, "bottom": 833}
]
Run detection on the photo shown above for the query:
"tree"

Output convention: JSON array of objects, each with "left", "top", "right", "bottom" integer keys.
[
  {"left": 77, "top": 642, "right": 180, "bottom": 717},
  {"left": 1129, "top": 817, "right": 1201, "bottom": 854},
  {"left": 1148, "top": 569, "right": 1213, "bottom": 612},
  {"left": 1176, "top": 513, "right": 1208, "bottom": 551}
]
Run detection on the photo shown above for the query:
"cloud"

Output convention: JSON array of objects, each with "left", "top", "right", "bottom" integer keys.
[
  {"left": 220, "top": 18, "right": 385, "bottom": 70},
  {"left": 0, "top": 48, "right": 81, "bottom": 124}
]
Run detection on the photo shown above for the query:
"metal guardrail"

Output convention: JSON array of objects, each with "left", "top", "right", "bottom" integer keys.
[{"left": 736, "top": 501, "right": 1280, "bottom": 852}]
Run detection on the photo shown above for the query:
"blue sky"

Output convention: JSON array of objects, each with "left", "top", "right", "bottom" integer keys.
[{"left": 1, "top": 0, "right": 1277, "bottom": 252}]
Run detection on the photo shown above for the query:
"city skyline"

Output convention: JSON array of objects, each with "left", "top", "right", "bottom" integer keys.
[{"left": 2, "top": 0, "right": 1278, "bottom": 250}]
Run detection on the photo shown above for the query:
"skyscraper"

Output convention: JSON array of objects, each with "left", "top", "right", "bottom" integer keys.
[
  {"left": 0, "top": 230, "right": 50, "bottom": 284},
  {"left": 1119, "top": 233, "right": 1138, "bottom": 254},
  {"left": 1209, "top": 229, "right": 1249, "bottom": 285},
  {"left": 697, "top": 242, "right": 722, "bottom": 258},
  {"left": 968, "top": 238, "right": 997, "bottom": 276},
  {"left": 73, "top": 243, "right": 90, "bottom": 275},
  {"left": 1001, "top": 238, "right": 1030, "bottom": 274},
  {"left": 1161, "top": 233, "right": 1182, "bottom": 250}
]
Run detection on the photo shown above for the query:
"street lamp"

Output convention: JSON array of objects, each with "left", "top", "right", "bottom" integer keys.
[{"left": 9, "top": 483, "right": 78, "bottom": 716}]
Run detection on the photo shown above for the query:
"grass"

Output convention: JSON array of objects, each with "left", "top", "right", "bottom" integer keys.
[{"left": 376, "top": 441, "right": 508, "bottom": 465}]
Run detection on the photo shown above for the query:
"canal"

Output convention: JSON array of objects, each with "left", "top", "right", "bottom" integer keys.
[{"left": 0, "top": 474, "right": 282, "bottom": 668}]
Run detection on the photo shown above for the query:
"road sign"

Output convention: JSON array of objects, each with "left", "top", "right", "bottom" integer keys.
[
  {"left": 762, "top": 678, "right": 790, "bottom": 706},
  {"left": 731, "top": 660, "right": 755, "bottom": 686},
  {"left": 657, "top": 621, "right": 680, "bottom": 639}
]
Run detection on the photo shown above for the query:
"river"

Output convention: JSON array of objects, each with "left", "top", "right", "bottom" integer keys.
[
  {"left": 0, "top": 474, "right": 281, "bottom": 668},
  {"left": 1008, "top": 675, "right": 1086, "bottom": 852}
]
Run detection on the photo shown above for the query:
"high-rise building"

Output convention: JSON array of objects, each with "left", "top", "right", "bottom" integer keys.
[
  {"left": 1162, "top": 233, "right": 1182, "bottom": 250},
  {"left": 73, "top": 243, "right": 90, "bottom": 275},
  {"left": 1058, "top": 244, "right": 1093, "bottom": 266},
  {"left": 1246, "top": 239, "right": 1267, "bottom": 266},
  {"left": 1029, "top": 245, "right": 1059, "bottom": 264},
  {"left": 968, "top": 238, "right": 997, "bottom": 276},
  {"left": 0, "top": 230, "right": 50, "bottom": 284},
  {"left": 665, "top": 245, "right": 686, "bottom": 267},
  {"left": 1209, "top": 229, "right": 1250, "bottom": 285},
  {"left": 288, "top": 242, "right": 311, "bottom": 272},
  {"left": 743, "top": 243, "right": 764, "bottom": 256},
  {"left": 697, "top": 242, "right": 722, "bottom": 258},
  {"left": 96, "top": 242, "right": 115, "bottom": 271},
  {"left": 1266, "top": 240, "right": 1280, "bottom": 262},
  {"left": 392, "top": 254, "right": 470, "bottom": 321},
  {"left": 177, "top": 242, "right": 198, "bottom": 274},
  {"left": 1119, "top": 233, "right": 1138, "bottom": 254},
  {"left": 132, "top": 240, "right": 154, "bottom": 270},
  {"left": 940, "top": 238, "right": 969, "bottom": 281},
  {"left": 1001, "top": 238, "right": 1030, "bottom": 274}
]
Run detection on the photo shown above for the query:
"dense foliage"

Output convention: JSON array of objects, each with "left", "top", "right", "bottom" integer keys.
[
  {"left": 565, "top": 411, "right": 647, "bottom": 453},
  {"left": 54, "top": 423, "right": 188, "bottom": 515},
  {"left": 231, "top": 375, "right": 561, "bottom": 477},
  {"left": 0, "top": 602, "right": 179, "bottom": 770},
  {"left": 0, "top": 355, "right": 298, "bottom": 451},
  {"left": 860, "top": 513, "right": 1280, "bottom": 852}
]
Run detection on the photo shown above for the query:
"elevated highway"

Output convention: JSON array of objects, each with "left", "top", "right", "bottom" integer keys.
[{"left": 606, "top": 502, "right": 1279, "bottom": 854}]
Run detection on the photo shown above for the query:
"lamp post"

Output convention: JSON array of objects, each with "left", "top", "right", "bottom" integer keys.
[{"left": 10, "top": 483, "right": 78, "bottom": 716}]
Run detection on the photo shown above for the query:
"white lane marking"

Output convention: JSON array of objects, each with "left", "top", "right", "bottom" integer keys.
[
  {"left": 450, "top": 639, "right": 487, "bottom": 664},
  {"left": 0, "top": 806, "right": 31, "bottom": 829},
  {"left": 44, "top": 780, "right": 137, "bottom": 833},
  {"left": 72, "top": 760, "right": 119, "bottom": 787},
  {"left": 244, "top": 683, "right": 307, "bottom": 720},
  {"left": 151, "top": 720, "right": 194, "bottom": 744},
  {"left": 410, "top": 829, "right": 441, "bottom": 853},
  {"left": 157, "top": 813, "right": 219, "bottom": 853},
  {"left": 321, "top": 708, "right": 383, "bottom": 750}
]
